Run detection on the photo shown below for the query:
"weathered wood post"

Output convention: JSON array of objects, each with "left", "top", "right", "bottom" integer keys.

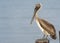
[
  {"left": 35, "top": 39, "right": 49, "bottom": 43},
  {"left": 59, "top": 31, "right": 60, "bottom": 43}
]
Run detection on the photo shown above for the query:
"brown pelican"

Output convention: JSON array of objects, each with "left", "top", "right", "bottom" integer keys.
[{"left": 30, "top": 3, "right": 56, "bottom": 40}]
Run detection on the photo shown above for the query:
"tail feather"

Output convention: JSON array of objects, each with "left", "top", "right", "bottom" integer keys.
[{"left": 50, "top": 34, "right": 57, "bottom": 40}]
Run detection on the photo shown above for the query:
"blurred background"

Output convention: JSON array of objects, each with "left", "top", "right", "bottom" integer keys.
[{"left": 0, "top": 0, "right": 60, "bottom": 43}]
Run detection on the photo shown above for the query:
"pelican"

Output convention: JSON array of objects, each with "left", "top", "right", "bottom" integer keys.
[{"left": 30, "top": 3, "right": 57, "bottom": 40}]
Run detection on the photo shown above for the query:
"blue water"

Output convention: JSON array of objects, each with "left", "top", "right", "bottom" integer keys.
[{"left": 0, "top": 0, "right": 60, "bottom": 43}]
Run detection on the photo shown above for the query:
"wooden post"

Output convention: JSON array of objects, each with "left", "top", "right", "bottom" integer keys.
[
  {"left": 59, "top": 31, "right": 60, "bottom": 43},
  {"left": 35, "top": 39, "right": 49, "bottom": 43}
]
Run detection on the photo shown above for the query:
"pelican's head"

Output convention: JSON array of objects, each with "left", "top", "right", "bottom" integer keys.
[
  {"left": 34, "top": 4, "right": 41, "bottom": 13},
  {"left": 30, "top": 3, "right": 41, "bottom": 24}
]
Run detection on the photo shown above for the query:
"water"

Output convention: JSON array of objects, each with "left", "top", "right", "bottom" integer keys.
[{"left": 0, "top": 0, "right": 60, "bottom": 43}]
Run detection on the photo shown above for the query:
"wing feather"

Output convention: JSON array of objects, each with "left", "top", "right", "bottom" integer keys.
[{"left": 37, "top": 18, "right": 56, "bottom": 35}]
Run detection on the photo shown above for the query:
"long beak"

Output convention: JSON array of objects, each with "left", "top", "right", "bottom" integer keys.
[
  {"left": 30, "top": 9, "right": 37, "bottom": 24},
  {"left": 30, "top": 3, "right": 41, "bottom": 24}
]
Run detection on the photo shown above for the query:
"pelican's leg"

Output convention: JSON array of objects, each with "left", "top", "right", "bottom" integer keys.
[
  {"left": 46, "top": 35, "right": 48, "bottom": 39},
  {"left": 42, "top": 34, "right": 45, "bottom": 38}
]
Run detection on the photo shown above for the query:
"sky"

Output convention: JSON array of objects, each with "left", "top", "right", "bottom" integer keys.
[{"left": 0, "top": 0, "right": 60, "bottom": 43}]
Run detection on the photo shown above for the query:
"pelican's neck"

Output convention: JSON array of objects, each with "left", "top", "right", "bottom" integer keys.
[
  {"left": 35, "top": 14, "right": 38, "bottom": 18},
  {"left": 35, "top": 12, "right": 39, "bottom": 19}
]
